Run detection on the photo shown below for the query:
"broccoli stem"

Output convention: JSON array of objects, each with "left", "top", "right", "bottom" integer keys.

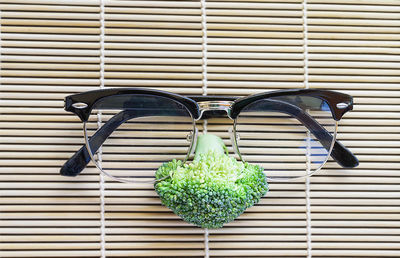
[{"left": 194, "top": 134, "right": 229, "bottom": 161}]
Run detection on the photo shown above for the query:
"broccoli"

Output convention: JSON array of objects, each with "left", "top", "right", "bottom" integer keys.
[{"left": 154, "top": 134, "right": 268, "bottom": 229}]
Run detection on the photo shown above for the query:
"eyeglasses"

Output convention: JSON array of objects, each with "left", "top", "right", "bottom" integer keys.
[{"left": 60, "top": 88, "right": 358, "bottom": 182}]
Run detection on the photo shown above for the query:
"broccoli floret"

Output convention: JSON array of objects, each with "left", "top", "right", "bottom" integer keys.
[{"left": 154, "top": 134, "right": 268, "bottom": 229}]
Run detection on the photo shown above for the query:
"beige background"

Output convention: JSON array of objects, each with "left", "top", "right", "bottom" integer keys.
[{"left": 1, "top": 0, "right": 400, "bottom": 257}]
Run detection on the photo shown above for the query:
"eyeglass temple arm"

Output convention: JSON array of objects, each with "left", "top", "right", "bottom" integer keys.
[
  {"left": 60, "top": 101, "right": 358, "bottom": 177},
  {"left": 60, "top": 109, "right": 170, "bottom": 177},
  {"left": 262, "top": 99, "right": 358, "bottom": 169}
]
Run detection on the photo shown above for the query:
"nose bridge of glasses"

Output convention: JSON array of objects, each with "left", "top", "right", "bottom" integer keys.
[{"left": 196, "top": 101, "right": 234, "bottom": 121}]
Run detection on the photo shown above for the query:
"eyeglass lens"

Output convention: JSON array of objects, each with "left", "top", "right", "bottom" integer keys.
[
  {"left": 85, "top": 94, "right": 195, "bottom": 183},
  {"left": 235, "top": 95, "right": 336, "bottom": 181}
]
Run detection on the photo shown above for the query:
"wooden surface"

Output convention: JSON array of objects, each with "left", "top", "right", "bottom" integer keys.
[{"left": 1, "top": 0, "right": 400, "bottom": 257}]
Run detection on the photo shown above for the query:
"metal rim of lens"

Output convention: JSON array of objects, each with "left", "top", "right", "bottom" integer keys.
[
  {"left": 232, "top": 118, "right": 338, "bottom": 182},
  {"left": 83, "top": 112, "right": 197, "bottom": 184}
]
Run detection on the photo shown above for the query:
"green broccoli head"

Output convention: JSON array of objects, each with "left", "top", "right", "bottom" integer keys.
[{"left": 154, "top": 134, "right": 268, "bottom": 229}]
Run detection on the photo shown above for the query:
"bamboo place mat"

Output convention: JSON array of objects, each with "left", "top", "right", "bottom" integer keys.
[{"left": 1, "top": 0, "right": 400, "bottom": 257}]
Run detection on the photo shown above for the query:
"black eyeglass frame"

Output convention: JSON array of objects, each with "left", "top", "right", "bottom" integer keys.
[
  {"left": 61, "top": 88, "right": 359, "bottom": 181},
  {"left": 65, "top": 88, "right": 353, "bottom": 122}
]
